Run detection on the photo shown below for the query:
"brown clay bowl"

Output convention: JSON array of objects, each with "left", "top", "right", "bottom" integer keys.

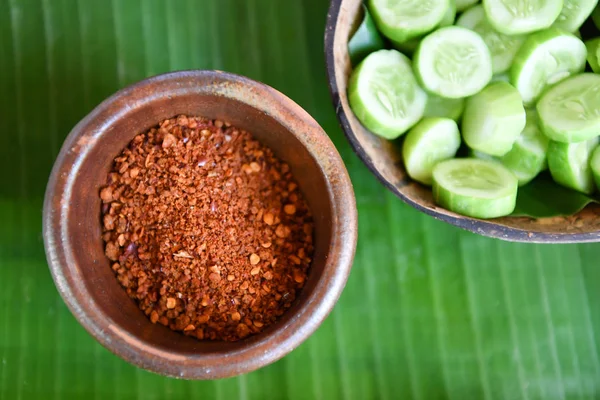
[
  {"left": 325, "top": 0, "right": 600, "bottom": 243},
  {"left": 43, "top": 70, "right": 357, "bottom": 379}
]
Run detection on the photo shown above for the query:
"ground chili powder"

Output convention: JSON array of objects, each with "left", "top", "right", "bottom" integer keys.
[{"left": 99, "top": 115, "right": 314, "bottom": 341}]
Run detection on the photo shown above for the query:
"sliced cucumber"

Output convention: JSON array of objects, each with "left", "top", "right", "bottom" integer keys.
[
  {"left": 391, "top": 37, "right": 423, "bottom": 56},
  {"left": 585, "top": 38, "right": 600, "bottom": 73},
  {"left": 498, "top": 110, "right": 550, "bottom": 186},
  {"left": 469, "top": 111, "right": 549, "bottom": 185},
  {"left": 462, "top": 81, "right": 526, "bottom": 156},
  {"left": 593, "top": 3, "right": 600, "bottom": 29},
  {"left": 423, "top": 94, "right": 465, "bottom": 121},
  {"left": 369, "top": 0, "right": 450, "bottom": 42},
  {"left": 402, "top": 118, "right": 461, "bottom": 185},
  {"left": 440, "top": 0, "right": 458, "bottom": 26},
  {"left": 547, "top": 137, "right": 599, "bottom": 193},
  {"left": 590, "top": 145, "right": 600, "bottom": 190},
  {"left": 491, "top": 73, "right": 511, "bottom": 83},
  {"left": 510, "top": 28, "right": 586, "bottom": 106},
  {"left": 414, "top": 26, "right": 492, "bottom": 98},
  {"left": 553, "top": 0, "right": 598, "bottom": 32},
  {"left": 456, "top": 5, "right": 526, "bottom": 74},
  {"left": 456, "top": 0, "right": 480, "bottom": 11},
  {"left": 348, "top": 50, "right": 427, "bottom": 140},
  {"left": 537, "top": 73, "right": 600, "bottom": 143},
  {"left": 348, "top": 5, "right": 386, "bottom": 66},
  {"left": 483, "top": 0, "right": 563, "bottom": 35},
  {"left": 432, "top": 158, "right": 518, "bottom": 218},
  {"left": 470, "top": 149, "right": 497, "bottom": 161},
  {"left": 391, "top": 0, "right": 456, "bottom": 55}
]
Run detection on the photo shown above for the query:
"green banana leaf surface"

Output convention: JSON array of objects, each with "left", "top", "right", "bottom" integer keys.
[{"left": 1, "top": 0, "right": 599, "bottom": 398}]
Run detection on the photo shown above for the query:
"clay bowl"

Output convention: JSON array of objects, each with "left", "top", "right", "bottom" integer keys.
[
  {"left": 43, "top": 70, "right": 357, "bottom": 379},
  {"left": 325, "top": 0, "right": 600, "bottom": 243}
]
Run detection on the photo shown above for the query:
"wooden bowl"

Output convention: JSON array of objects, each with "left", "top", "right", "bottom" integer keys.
[
  {"left": 325, "top": 0, "right": 600, "bottom": 243},
  {"left": 43, "top": 71, "right": 357, "bottom": 379}
]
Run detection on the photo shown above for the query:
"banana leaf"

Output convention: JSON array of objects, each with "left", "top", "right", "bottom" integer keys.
[{"left": 0, "top": 0, "right": 598, "bottom": 398}]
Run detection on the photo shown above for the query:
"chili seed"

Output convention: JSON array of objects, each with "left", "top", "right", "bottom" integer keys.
[
  {"left": 166, "top": 298, "right": 177, "bottom": 309},
  {"left": 250, "top": 162, "right": 261, "bottom": 172},
  {"left": 263, "top": 213, "right": 274, "bottom": 225},
  {"left": 289, "top": 255, "right": 302, "bottom": 265},
  {"left": 150, "top": 311, "right": 159, "bottom": 324},
  {"left": 275, "top": 225, "right": 287, "bottom": 238},
  {"left": 249, "top": 253, "right": 261, "bottom": 265},
  {"left": 293, "top": 270, "right": 305, "bottom": 284},
  {"left": 100, "top": 186, "right": 113, "bottom": 202}
]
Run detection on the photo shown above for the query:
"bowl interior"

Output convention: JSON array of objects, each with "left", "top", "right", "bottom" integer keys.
[
  {"left": 327, "top": 0, "right": 600, "bottom": 242},
  {"left": 46, "top": 72, "right": 351, "bottom": 378}
]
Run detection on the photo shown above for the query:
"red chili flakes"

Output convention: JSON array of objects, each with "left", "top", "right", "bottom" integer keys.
[{"left": 99, "top": 115, "right": 314, "bottom": 341}]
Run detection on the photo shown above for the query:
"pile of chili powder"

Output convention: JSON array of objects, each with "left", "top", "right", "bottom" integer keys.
[{"left": 99, "top": 115, "right": 314, "bottom": 341}]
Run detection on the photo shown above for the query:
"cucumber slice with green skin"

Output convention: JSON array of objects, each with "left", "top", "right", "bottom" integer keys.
[
  {"left": 590, "top": 145, "right": 600, "bottom": 190},
  {"left": 491, "top": 73, "right": 511, "bottom": 83},
  {"left": 348, "top": 50, "right": 427, "bottom": 140},
  {"left": 593, "top": 3, "right": 600, "bottom": 29},
  {"left": 402, "top": 118, "right": 461, "bottom": 185},
  {"left": 462, "top": 81, "right": 526, "bottom": 156},
  {"left": 483, "top": 0, "right": 563, "bottom": 35},
  {"left": 510, "top": 28, "right": 586, "bottom": 106},
  {"left": 432, "top": 158, "right": 518, "bottom": 218},
  {"left": 470, "top": 149, "right": 497, "bottom": 161},
  {"left": 423, "top": 94, "right": 465, "bottom": 121},
  {"left": 414, "top": 26, "right": 492, "bottom": 98},
  {"left": 456, "top": 5, "right": 526, "bottom": 74},
  {"left": 585, "top": 38, "right": 600, "bottom": 73},
  {"left": 391, "top": 37, "right": 423, "bottom": 56},
  {"left": 369, "top": 0, "right": 450, "bottom": 43},
  {"left": 497, "top": 110, "right": 550, "bottom": 186},
  {"left": 440, "top": 0, "right": 458, "bottom": 26},
  {"left": 469, "top": 111, "right": 549, "bottom": 185},
  {"left": 553, "top": 0, "right": 599, "bottom": 32},
  {"left": 547, "top": 137, "right": 599, "bottom": 193},
  {"left": 391, "top": 1, "right": 456, "bottom": 55},
  {"left": 456, "top": 0, "right": 480, "bottom": 12},
  {"left": 348, "top": 5, "right": 386, "bottom": 66},
  {"left": 537, "top": 73, "right": 600, "bottom": 143}
]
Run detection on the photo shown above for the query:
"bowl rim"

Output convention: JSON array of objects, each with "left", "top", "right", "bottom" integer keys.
[
  {"left": 42, "top": 69, "right": 358, "bottom": 379},
  {"left": 324, "top": 0, "right": 600, "bottom": 244}
]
